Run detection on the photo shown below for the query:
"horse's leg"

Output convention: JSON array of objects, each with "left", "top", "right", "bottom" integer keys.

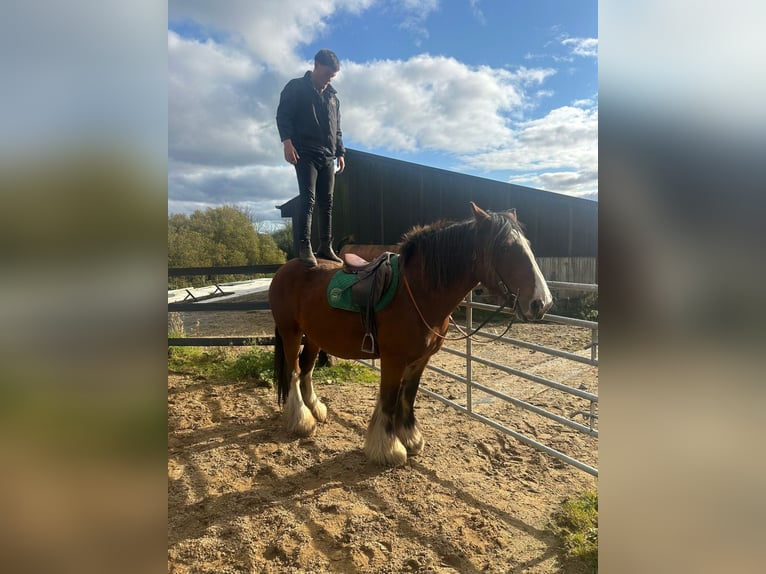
[
  {"left": 395, "top": 358, "right": 429, "bottom": 456},
  {"left": 281, "top": 329, "right": 316, "bottom": 437},
  {"left": 298, "top": 339, "right": 327, "bottom": 423},
  {"left": 364, "top": 360, "right": 408, "bottom": 466}
]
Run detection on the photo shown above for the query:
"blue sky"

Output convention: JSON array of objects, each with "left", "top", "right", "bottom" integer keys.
[{"left": 168, "top": 0, "right": 598, "bottom": 226}]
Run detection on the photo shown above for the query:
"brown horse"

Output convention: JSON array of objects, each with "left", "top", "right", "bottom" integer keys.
[{"left": 269, "top": 202, "right": 552, "bottom": 466}]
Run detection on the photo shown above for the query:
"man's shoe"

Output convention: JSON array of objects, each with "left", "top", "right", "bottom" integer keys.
[
  {"left": 298, "top": 241, "right": 317, "bottom": 267},
  {"left": 316, "top": 240, "right": 342, "bottom": 263}
]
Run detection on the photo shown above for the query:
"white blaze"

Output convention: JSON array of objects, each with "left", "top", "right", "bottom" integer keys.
[{"left": 517, "top": 233, "right": 553, "bottom": 308}]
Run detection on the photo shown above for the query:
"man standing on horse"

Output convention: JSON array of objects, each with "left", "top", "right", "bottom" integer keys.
[{"left": 276, "top": 49, "right": 346, "bottom": 267}]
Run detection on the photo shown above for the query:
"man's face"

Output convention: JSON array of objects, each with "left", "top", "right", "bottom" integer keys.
[{"left": 312, "top": 64, "right": 338, "bottom": 91}]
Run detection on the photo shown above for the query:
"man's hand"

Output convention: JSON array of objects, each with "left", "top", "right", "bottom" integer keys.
[
  {"left": 283, "top": 139, "right": 299, "bottom": 164},
  {"left": 336, "top": 155, "right": 346, "bottom": 174}
]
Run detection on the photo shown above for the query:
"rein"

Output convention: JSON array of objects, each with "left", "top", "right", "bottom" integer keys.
[{"left": 401, "top": 269, "right": 519, "bottom": 343}]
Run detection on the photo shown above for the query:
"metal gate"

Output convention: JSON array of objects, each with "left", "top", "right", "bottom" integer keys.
[{"left": 358, "top": 281, "right": 599, "bottom": 476}]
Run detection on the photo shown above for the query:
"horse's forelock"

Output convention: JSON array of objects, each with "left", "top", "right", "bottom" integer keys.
[{"left": 486, "top": 211, "right": 525, "bottom": 240}]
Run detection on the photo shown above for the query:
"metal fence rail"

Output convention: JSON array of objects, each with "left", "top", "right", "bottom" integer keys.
[
  {"left": 168, "top": 265, "right": 277, "bottom": 347},
  {"left": 359, "top": 282, "right": 599, "bottom": 476},
  {"left": 168, "top": 264, "right": 282, "bottom": 276}
]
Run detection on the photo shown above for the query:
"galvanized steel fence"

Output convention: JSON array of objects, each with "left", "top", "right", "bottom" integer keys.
[{"left": 356, "top": 280, "right": 599, "bottom": 477}]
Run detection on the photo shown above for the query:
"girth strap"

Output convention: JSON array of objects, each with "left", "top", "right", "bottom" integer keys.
[{"left": 343, "top": 252, "right": 395, "bottom": 353}]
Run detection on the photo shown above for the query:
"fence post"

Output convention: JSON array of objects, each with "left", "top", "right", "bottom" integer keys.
[
  {"left": 466, "top": 290, "right": 473, "bottom": 413},
  {"left": 591, "top": 327, "right": 599, "bottom": 361}
]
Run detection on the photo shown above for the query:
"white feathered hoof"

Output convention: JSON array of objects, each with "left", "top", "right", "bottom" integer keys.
[
  {"left": 284, "top": 392, "right": 316, "bottom": 437},
  {"left": 398, "top": 424, "right": 424, "bottom": 456},
  {"left": 365, "top": 423, "right": 408, "bottom": 466},
  {"left": 310, "top": 399, "right": 328, "bottom": 423}
]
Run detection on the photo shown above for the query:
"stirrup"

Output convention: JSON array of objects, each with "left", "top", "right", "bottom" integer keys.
[{"left": 361, "top": 332, "right": 376, "bottom": 354}]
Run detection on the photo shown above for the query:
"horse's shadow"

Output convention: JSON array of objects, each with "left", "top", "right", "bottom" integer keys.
[{"left": 169, "top": 394, "right": 561, "bottom": 573}]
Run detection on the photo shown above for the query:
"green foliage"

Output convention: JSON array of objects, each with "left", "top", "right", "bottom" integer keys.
[
  {"left": 270, "top": 221, "right": 294, "bottom": 260},
  {"left": 550, "top": 292, "right": 599, "bottom": 321},
  {"left": 314, "top": 360, "right": 379, "bottom": 385},
  {"left": 226, "top": 347, "right": 274, "bottom": 383},
  {"left": 167, "top": 312, "right": 185, "bottom": 338},
  {"left": 168, "top": 346, "right": 232, "bottom": 380},
  {"left": 550, "top": 490, "right": 598, "bottom": 571},
  {"left": 168, "top": 346, "right": 378, "bottom": 387},
  {"left": 168, "top": 205, "right": 287, "bottom": 287}
]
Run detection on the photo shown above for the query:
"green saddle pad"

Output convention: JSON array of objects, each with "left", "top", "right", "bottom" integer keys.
[{"left": 327, "top": 255, "right": 399, "bottom": 312}]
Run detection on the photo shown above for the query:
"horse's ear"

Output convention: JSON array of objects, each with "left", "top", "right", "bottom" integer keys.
[
  {"left": 470, "top": 202, "right": 490, "bottom": 222},
  {"left": 509, "top": 208, "right": 517, "bottom": 221}
]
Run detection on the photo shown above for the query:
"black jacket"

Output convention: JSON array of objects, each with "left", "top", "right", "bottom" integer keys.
[{"left": 276, "top": 71, "right": 345, "bottom": 159}]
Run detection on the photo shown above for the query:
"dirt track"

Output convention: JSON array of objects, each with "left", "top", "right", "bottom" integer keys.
[{"left": 168, "top": 297, "right": 598, "bottom": 573}]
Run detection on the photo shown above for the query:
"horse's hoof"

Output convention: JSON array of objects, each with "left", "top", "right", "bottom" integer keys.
[
  {"left": 387, "top": 441, "right": 408, "bottom": 466},
  {"left": 310, "top": 400, "right": 327, "bottom": 423},
  {"left": 364, "top": 434, "right": 408, "bottom": 467},
  {"left": 286, "top": 403, "right": 316, "bottom": 437},
  {"left": 400, "top": 427, "right": 424, "bottom": 456}
]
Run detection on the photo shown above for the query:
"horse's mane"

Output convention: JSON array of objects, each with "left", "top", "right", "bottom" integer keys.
[{"left": 398, "top": 210, "right": 524, "bottom": 290}]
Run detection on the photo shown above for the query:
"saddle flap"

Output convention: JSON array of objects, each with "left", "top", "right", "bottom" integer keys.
[
  {"left": 349, "top": 253, "right": 394, "bottom": 310},
  {"left": 326, "top": 253, "right": 399, "bottom": 313}
]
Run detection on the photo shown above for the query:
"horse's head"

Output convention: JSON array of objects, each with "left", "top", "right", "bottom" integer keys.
[{"left": 471, "top": 202, "right": 553, "bottom": 322}]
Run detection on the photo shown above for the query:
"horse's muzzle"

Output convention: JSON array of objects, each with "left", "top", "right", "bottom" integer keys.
[{"left": 525, "top": 298, "right": 552, "bottom": 322}]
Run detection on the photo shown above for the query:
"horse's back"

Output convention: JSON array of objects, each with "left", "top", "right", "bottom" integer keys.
[
  {"left": 269, "top": 259, "right": 339, "bottom": 323},
  {"left": 270, "top": 258, "right": 337, "bottom": 297}
]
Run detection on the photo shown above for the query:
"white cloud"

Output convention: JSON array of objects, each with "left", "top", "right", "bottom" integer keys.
[
  {"left": 169, "top": 0, "right": 374, "bottom": 72},
  {"left": 338, "top": 56, "right": 555, "bottom": 154},
  {"left": 562, "top": 37, "right": 598, "bottom": 58},
  {"left": 168, "top": 30, "right": 297, "bottom": 217},
  {"left": 469, "top": 0, "right": 487, "bottom": 25},
  {"left": 394, "top": 0, "right": 440, "bottom": 43},
  {"left": 168, "top": 160, "right": 297, "bottom": 220},
  {"left": 460, "top": 104, "right": 598, "bottom": 197},
  {"left": 169, "top": 31, "right": 283, "bottom": 168}
]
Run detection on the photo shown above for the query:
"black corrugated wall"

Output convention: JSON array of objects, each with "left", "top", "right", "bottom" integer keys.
[{"left": 329, "top": 149, "right": 597, "bottom": 258}]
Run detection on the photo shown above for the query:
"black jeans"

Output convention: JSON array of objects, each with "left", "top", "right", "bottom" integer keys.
[{"left": 294, "top": 153, "right": 336, "bottom": 244}]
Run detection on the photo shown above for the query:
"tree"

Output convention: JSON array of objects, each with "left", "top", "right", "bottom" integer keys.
[
  {"left": 168, "top": 205, "right": 287, "bottom": 286},
  {"left": 271, "top": 221, "right": 294, "bottom": 260}
]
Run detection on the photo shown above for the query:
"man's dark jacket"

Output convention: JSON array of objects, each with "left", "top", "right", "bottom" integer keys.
[{"left": 276, "top": 71, "right": 345, "bottom": 159}]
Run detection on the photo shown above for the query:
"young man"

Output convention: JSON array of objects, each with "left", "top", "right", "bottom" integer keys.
[{"left": 276, "top": 49, "right": 346, "bottom": 267}]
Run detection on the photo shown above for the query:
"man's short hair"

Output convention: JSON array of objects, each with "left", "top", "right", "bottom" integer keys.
[{"left": 314, "top": 49, "right": 340, "bottom": 71}]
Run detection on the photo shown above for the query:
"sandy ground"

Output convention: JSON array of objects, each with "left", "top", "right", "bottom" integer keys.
[{"left": 168, "top": 294, "right": 598, "bottom": 573}]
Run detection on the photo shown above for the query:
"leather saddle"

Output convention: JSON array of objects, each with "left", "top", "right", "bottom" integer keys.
[{"left": 341, "top": 251, "right": 396, "bottom": 354}]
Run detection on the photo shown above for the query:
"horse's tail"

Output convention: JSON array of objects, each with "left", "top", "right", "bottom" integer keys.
[{"left": 273, "top": 327, "right": 289, "bottom": 406}]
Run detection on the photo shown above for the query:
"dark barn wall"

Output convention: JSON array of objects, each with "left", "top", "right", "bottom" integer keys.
[{"left": 331, "top": 149, "right": 597, "bottom": 259}]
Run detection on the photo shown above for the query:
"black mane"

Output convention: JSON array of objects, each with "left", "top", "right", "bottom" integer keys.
[{"left": 398, "top": 210, "right": 523, "bottom": 290}]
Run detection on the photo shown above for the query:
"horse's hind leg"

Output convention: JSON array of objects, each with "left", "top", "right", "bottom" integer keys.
[
  {"left": 280, "top": 329, "right": 317, "bottom": 437},
  {"left": 299, "top": 339, "right": 327, "bottom": 423},
  {"left": 395, "top": 358, "right": 428, "bottom": 456},
  {"left": 365, "top": 360, "right": 408, "bottom": 466}
]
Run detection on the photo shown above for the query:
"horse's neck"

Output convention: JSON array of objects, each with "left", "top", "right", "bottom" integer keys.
[{"left": 404, "top": 255, "right": 478, "bottom": 322}]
